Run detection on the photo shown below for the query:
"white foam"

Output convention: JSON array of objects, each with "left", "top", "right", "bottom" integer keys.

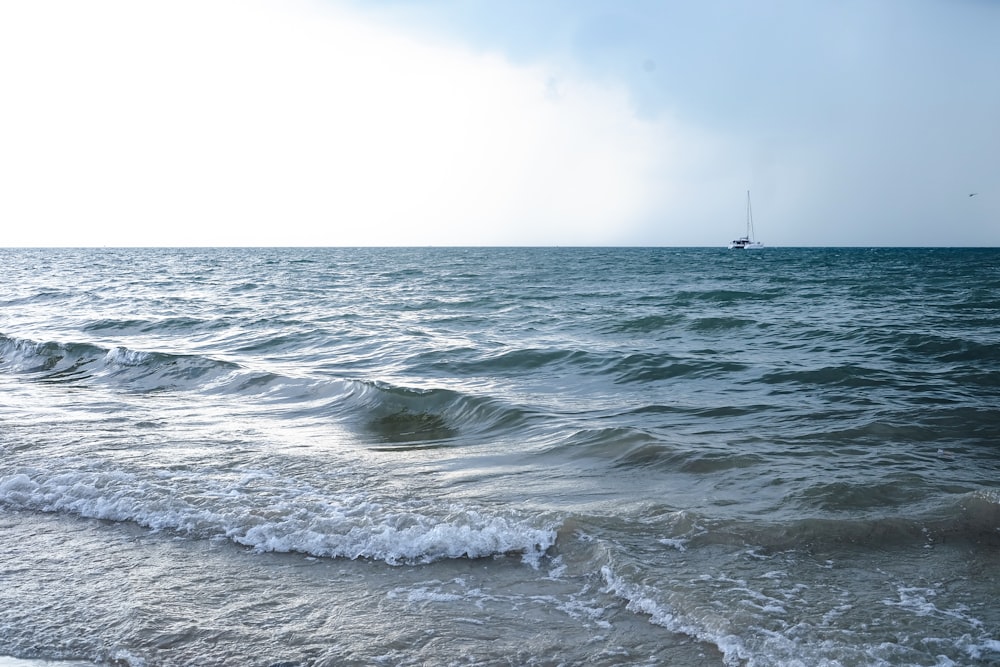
[
  {"left": 0, "top": 468, "right": 558, "bottom": 566},
  {"left": 881, "top": 585, "right": 985, "bottom": 626},
  {"left": 552, "top": 596, "right": 611, "bottom": 628},
  {"left": 0, "top": 658, "right": 96, "bottom": 667},
  {"left": 104, "top": 346, "right": 152, "bottom": 367},
  {"left": 545, "top": 555, "right": 567, "bottom": 579},
  {"left": 965, "top": 638, "right": 1000, "bottom": 660},
  {"left": 657, "top": 537, "right": 688, "bottom": 551},
  {"left": 600, "top": 564, "right": 749, "bottom": 667},
  {"left": 230, "top": 507, "right": 557, "bottom": 565},
  {"left": 400, "top": 587, "right": 464, "bottom": 604}
]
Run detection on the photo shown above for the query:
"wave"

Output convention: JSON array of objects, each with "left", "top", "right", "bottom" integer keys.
[
  {"left": 0, "top": 468, "right": 559, "bottom": 566},
  {"left": 673, "top": 288, "right": 779, "bottom": 304},
  {"left": 0, "top": 287, "right": 78, "bottom": 308},
  {"left": 760, "top": 364, "right": 895, "bottom": 388},
  {"left": 0, "top": 333, "right": 241, "bottom": 391},
  {"left": 608, "top": 314, "right": 684, "bottom": 334},
  {"left": 611, "top": 353, "right": 747, "bottom": 383},
  {"left": 572, "top": 492, "right": 1000, "bottom": 667},
  {"left": 432, "top": 347, "right": 596, "bottom": 374},
  {"left": 416, "top": 346, "right": 752, "bottom": 385},
  {"left": 537, "top": 423, "right": 769, "bottom": 474},
  {"left": 599, "top": 564, "right": 748, "bottom": 666},
  {"left": 352, "top": 382, "right": 533, "bottom": 445},
  {"left": 644, "top": 491, "right": 1000, "bottom": 555},
  {"left": 862, "top": 329, "right": 1000, "bottom": 365},
  {"left": 81, "top": 316, "right": 225, "bottom": 334},
  {"left": 0, "top": 332, "right": 532, "bottom": 446}
]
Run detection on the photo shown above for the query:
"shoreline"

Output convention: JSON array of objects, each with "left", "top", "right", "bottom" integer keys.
[{"left": 0, "top": 658, "right": 94, "bottom": 667}]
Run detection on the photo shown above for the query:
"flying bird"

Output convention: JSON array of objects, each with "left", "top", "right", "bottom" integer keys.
[{"left": 969, "top": 193, "right": 978, "bottom": 197}]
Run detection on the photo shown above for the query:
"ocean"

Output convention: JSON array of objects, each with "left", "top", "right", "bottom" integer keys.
[{"left": 1, "top": 247, "right": 998, "bottom": 667}]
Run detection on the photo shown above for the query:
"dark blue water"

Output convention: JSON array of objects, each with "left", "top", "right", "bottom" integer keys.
[{"left": 1, "top": 247, "right": 998, "bottom": 666}]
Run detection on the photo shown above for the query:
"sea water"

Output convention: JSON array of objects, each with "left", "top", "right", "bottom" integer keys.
[{"left": 1, "top": 247, "right": 998, "bottom": 666}]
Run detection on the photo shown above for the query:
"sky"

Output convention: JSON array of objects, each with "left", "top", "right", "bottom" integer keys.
[{"left": 0, "top": 0, "right": 997, "bottom": 247}]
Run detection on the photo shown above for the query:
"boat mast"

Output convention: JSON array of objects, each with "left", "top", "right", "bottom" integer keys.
[{"left": 746, "top": 190, "right": 754, "bottom": 241}]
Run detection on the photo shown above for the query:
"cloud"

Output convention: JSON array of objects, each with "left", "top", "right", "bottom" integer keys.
[
  {"left": 0, "top": 0, "right": 708, "bottom": 246},
  {"left": 346, "top": 0, "right": 1000, "bottom": 247},
  {"left": 2, "top": 0, "right": 997, "bottom": 246}
]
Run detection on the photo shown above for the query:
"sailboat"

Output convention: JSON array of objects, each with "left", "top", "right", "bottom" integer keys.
[{"left": 728, "top": 190, "right": 763, "bottom": 249}]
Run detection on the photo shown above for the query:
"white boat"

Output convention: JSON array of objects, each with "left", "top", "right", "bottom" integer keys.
[{"left": 728, "top": 190, "right": 763, "bottom": 249}]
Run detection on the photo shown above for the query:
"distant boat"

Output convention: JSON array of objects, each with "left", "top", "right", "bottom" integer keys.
[{"left": 728, "top": 190, "right": 763, "bottom": 250}]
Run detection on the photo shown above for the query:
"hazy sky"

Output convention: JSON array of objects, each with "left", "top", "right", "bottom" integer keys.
[{"left": 1, "top": 0, "right": 997, "bottom": 246}]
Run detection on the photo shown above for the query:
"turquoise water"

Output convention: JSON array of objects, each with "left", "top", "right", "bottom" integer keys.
[{"left": 1, "top": 247, "right": 998, "bottom": 666}]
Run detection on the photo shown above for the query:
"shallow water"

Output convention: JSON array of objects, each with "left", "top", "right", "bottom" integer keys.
[{"left": 1, "top": 247, "right": 998, "bottom": 666}]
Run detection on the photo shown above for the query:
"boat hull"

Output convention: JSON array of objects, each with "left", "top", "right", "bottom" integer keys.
[{"left": 727, "top": 191, "right": 763, "bottom": 249}]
